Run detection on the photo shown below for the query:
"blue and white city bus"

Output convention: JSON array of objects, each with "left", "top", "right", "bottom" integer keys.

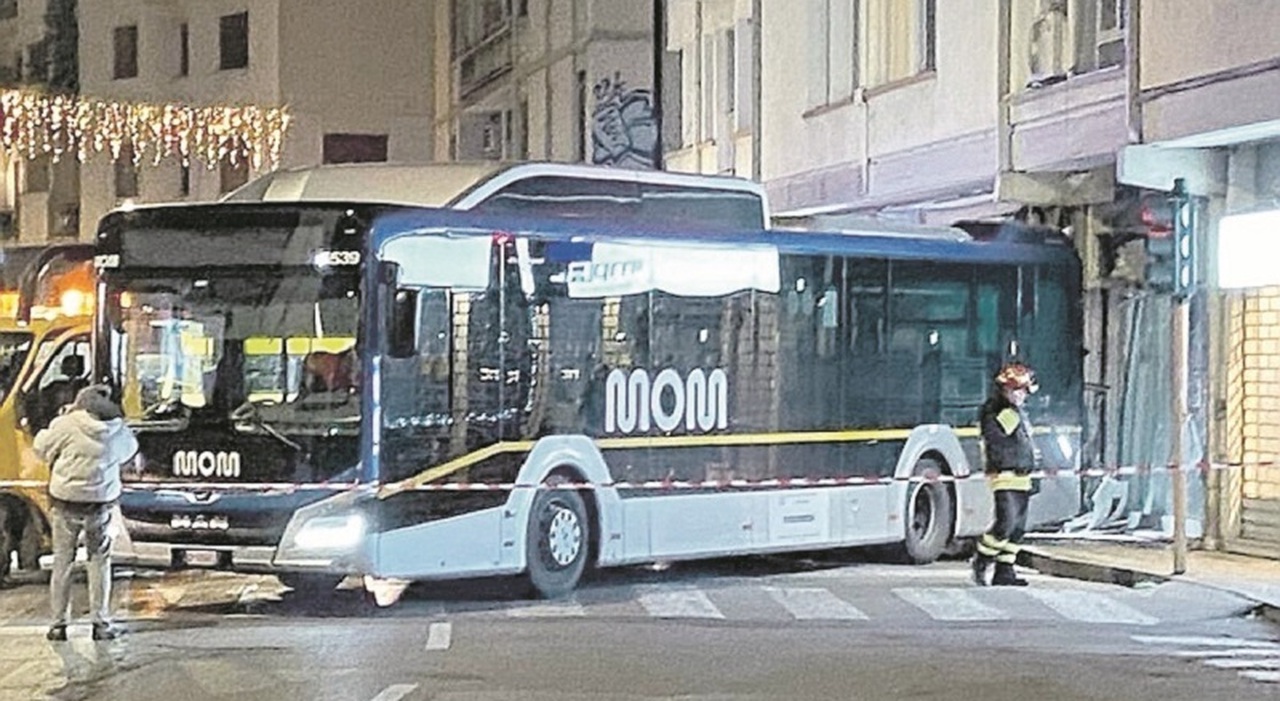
[{"left": 96, "top": 191, "right": 1083, "bottom": 600}]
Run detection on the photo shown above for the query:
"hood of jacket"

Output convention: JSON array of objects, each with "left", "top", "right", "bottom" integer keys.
[{"left": 36, "top": 409, "right": 138, "bottom": 504}]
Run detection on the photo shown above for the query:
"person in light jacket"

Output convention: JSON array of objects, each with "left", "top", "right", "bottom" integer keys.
[{"left": 34, "top": 385, "right": 138, "bottom": 642}]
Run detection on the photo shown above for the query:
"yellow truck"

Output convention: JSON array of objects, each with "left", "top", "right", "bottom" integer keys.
[{"left": 0, "top": 245, "right": 93, "bottom": 584}]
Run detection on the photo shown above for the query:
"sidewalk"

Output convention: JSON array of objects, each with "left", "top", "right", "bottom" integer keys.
[{"left": 1025, "top": 538, "right": 1280, "bottom": 623}]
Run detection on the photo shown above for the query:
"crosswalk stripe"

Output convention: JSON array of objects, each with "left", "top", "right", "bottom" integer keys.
[
  {"left": 1174, "top": 649, "right": 1280, "bottom": 658},
  {"left": 425, "top": 622, "right": 452, "bottom": 651},
  {"left": 1132, "top": 635, "right": 1280, "bottom": 649},
  {"left": 1024, "top": 590, "right": 1157, "bottom": 626},
  {"left": 370, "top": 684, "right": 419, "bottom": 701},
  {"left": 764, "top": 587, "right": 868, "bottom": 621},
  {"left": 1202, "top": 658, "right": 1280, "bottom": 670},
  {"left": 893, "top": 587, "right": 1008, "bottom": 621},
  {"left": 1240, "top": 671, "right": 1280, "bottom": 683},
  {"left": 637, "top": 588, "right": 724, "bottom": 619},
  {"left": 508, "top": 599, "right": 586, "bottom": 618}
]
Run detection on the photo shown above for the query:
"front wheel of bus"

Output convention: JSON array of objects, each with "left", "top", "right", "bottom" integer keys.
[
  {"left": 526, "top": 477, "right": 589, "bottom": 599},
  {"left": 896, "top": 457, "right": 954, "bottom": 564}
]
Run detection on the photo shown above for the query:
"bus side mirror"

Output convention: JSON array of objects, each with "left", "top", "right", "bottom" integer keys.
[{"left": 387, "top": 288, "right": 418, "bottom": 359}]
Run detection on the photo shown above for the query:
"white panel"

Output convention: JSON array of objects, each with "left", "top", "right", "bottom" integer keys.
[
  {"left": 566, "top": 241, "right": 780, "bottom": 298},
  {"left": 647, "top": 493, "right": 753, "bottom": 557},
  {"left": 1219, "top": 209, "right": 1280, "bottom": 289},
  {"left": 621, "top": 499, "right": 652, "bottom": 561},
  {"left": 768, "top": 489, "right": 830, "bottom": 544},
  {"left": 375, "top": 507, "right": 504, "bottom": 578},
  {"left": 835, "top": 485, "right": 893, "bottom": 542},
  {"left": 381, "top": 234, "right": 492, "bottom": 289}
]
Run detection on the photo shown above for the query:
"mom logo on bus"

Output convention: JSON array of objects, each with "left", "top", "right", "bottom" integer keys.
[
  {"left": 605, "top": 368, "right": 728, "bottom": 435},
  {"left": 172, "top": 450, "right": 242, "bottom": 478}
]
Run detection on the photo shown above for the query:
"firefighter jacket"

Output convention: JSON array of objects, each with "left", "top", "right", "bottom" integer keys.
[{"left": 979, "top": 393, "right": 1037, "bottom": 492}]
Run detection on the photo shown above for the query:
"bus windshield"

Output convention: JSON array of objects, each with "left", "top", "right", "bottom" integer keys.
[{"left": 107, "top": 269, "right": 360, "bottom": 434}]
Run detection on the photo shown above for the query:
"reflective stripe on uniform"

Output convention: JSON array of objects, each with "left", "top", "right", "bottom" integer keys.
[
  {"left": 977, "top": 533, "right": 1004, "bottom": 558},
  {"left": 979, "top": 533, "right": 1020, "bottom": 563},
  {"left": 995, "top": 407, "right": 1021, "bottom": 435},
  {"left": 990, "top": 471, "right": 1032, "bottom": 491}
]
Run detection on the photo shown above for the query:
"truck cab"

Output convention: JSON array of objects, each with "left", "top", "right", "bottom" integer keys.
[{"left": 0, "top": 245, "right": 93, "bottom": 583}]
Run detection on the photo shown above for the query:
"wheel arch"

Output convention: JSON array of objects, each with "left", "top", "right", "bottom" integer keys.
[{"left": 510, "top": 436, "right": 620, "bottom": 570}]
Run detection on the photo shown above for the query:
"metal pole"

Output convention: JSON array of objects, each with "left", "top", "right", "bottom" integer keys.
[{"left": 1172, "top": 297, "right": 1189, "bottom": 575}]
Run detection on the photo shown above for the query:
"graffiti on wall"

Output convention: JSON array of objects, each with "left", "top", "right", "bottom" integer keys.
[{"left": 591, "top": 72, "right": 658, "bottom": 169}]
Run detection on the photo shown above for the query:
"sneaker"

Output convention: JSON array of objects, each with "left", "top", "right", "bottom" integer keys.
[
  {"left": 91, "top": 623, "right": 120, "bottom": 641},
  {"left": 46, "top": 624, "right": 67, "bottom": 642}
]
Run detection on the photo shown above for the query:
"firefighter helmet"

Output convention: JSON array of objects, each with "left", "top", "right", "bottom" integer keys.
[{"left": 995, "top": 363, "right": 1038, "bottom": 393}]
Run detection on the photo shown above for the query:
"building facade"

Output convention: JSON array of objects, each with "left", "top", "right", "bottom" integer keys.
[
  {"left": 433, "top": 0, "right": 661, "bottom": 169},
  {"left": 1120, "top": 1, "right": 1280, "bottom": 555},
  {"left": 667, "top": 0, "right": 1280, "bottom": 550},
  {"left": 0, "top": 0, "right": 435, "bottom": 250}
]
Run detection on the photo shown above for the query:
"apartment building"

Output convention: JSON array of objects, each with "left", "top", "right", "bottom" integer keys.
[
  {"left": 434, "top": 0, "right": 662, "bottom": 168},
  {"left": 2, "top": 0, "right": 435, "bottom": 244},
  {"left": 0, "top": 0, "right": 81, "bottom": 253}
]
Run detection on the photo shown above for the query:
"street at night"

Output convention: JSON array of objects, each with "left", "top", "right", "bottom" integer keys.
[{"left": 2, "top": 556, "right": 1278, "bottom": 700}]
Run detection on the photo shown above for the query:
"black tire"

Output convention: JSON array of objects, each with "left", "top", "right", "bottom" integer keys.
[
  {"left": 894, "top": 457, "right": 955, "bottom": 564},
  {"left": 526, "top": 476, "right": 590, "bottom": 599}
]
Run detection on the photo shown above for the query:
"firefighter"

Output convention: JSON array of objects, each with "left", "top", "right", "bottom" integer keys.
[{"left": 971, "top": 362, "right": 1040, "bottom": 587}]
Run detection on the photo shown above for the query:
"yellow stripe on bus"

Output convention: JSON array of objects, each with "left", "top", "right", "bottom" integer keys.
[{"left": 375, "top": 424, "right": 1080, "bottom": 499}]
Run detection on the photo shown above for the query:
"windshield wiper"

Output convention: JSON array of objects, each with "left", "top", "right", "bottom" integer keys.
[{"left": 230, "top": 400, "right": 304, "bottom": 452}]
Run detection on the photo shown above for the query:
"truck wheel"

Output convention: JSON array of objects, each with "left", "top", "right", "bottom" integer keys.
[{"left": 526, "top": 477, "right": 589, "bottom": 599}]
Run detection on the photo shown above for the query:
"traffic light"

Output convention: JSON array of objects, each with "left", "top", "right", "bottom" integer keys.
[
  {"left": 1142, "top": 178, "right": 1196, "bottom": 298},
  {"left": 1171, "top": 179, "right": 1196, "bottom": 299}
]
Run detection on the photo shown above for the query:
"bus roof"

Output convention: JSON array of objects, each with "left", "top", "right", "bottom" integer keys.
[
  {"left": 222, "top": 161, "right": 769, "bottom": 212},
  {"left": 366, "top": 207, "right": 1078, "bottom": 268},
  {"left": 100, "top": 201, "right": 1078, "bottom": 269}
]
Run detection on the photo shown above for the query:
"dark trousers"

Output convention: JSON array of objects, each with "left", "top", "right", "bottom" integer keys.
[{"left": 976, "top": 489, "right": 1029, "bottom": 565}]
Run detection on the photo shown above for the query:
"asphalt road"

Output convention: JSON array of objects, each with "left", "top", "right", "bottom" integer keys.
[{"left": 1, "top": 554, "right": 1278, "bottom": 700}]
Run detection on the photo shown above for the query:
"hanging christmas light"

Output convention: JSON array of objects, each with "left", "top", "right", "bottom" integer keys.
[{"left": 0, "top": 88, "right": 291, "bottom": 169}]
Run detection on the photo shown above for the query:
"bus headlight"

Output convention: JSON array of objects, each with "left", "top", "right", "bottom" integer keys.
[
  {"left": 293, "top": 513, "right": 366, "bottom": 550},
  {"left": 275, "top": 486, "right": 375, "bottom": 568}
]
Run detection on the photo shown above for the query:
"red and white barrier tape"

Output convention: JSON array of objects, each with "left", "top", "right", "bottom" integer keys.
[{"left": 0, "top": 460, "right": 1272, "bottom": 493}]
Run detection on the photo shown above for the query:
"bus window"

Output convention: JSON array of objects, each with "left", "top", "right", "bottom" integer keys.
[
  {"left": 471, "top": 176, "right": 641, "bottom": 221},
  {"left": 471, "top": 175, "right": 767, "bottom": 230},
  {"left": 639, "top": 183, "right": 766, "bottom": 230}
]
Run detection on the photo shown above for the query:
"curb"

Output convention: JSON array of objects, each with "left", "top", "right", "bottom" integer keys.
[
  {"left": 1023, "top": 548, "right": 1170, "bottom": 588},
  {"left": 1024, "top": 547, "right": 1280, "bottom": 625}
]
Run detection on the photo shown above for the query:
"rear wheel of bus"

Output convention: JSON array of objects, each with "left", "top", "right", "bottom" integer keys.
[
  {"left": 526, "top": 473, "right": 590, "bottom": 599},
  {"left": 895, "top": 456, "right": 954, "bottom": 564}
]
